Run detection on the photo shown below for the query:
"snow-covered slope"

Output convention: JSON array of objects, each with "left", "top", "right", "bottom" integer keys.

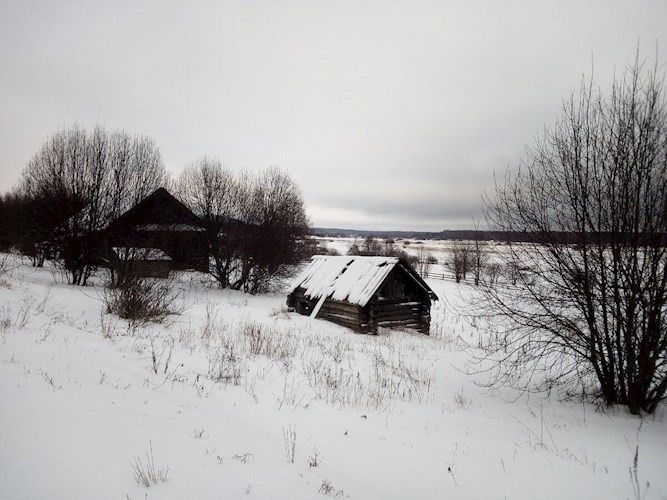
[{"left": 0, "top": 255, "right": 665, "bottom": 499}]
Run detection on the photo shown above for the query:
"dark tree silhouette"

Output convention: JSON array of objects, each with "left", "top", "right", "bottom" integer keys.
[
  {"left": 176, "top": 162, "right": 310, "bottom": 293},
  {"left": 18, "top": 125, "right": 165, "bottom": 284}
]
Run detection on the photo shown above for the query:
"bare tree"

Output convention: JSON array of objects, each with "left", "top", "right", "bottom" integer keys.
[
  {"left": 241, "top": 167, "right": 311, "bottom": 293},
  {"left": 176, "top": 163, "right": 310, "bottom": 293},
  {"left": 347, "top": 236, "right": 384, "bottom": 256},
  {"left": 107, "top": 132, "right": 167, "bottom": 221},
  {"left": 416, "top": 244, "right": 437, "bottom": 277},
  {"left": 21, "top": 125, "right": 100, "bottom": 283},
  {"left": 383, "top": 238, "right": 396, "bottom": 256},
  {"left": 485, "top": 261, "right": 502, "bottom": 286},
  {"left": 176, "top": 158, "right": 242, "bottom": 287},
  {"left": 451, "top": 241, "right": 471, "bottom": 283},
  {"left": 19, "top": 125, "right": 165, "bottom": 285},
  {"left": 470, "top": 240, "right": 487, "bottom": 286},
  {"left": 469, "top": 223, "right": 488, "bottom": 286},
  {"left": 480, "top": 55, "right": 667, "bottom": 414}
]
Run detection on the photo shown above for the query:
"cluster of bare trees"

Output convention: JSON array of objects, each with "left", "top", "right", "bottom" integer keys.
[
  {"left": 176, "top": 158, "right": 310, "bottom": 293},
  {"left": 346, "top": 236, "right": 422, "bottom": 268},
  {"left": 1, "top": 126, "right": 311, "bottom": 293},
  {"left": 411, "top": 244, "right": 437, "bottom": 277},
  {"left": 479, "top": 56, "right": 667, "bottom": 414},
  {"left": 343, "top": 236, "right": 445, "bottom": 279},
  {"left": 446, "top": 239, "right": 488, "bottom": 285},
  {"left": 8, "top": 125, "right": 167, "bottom": 284}
]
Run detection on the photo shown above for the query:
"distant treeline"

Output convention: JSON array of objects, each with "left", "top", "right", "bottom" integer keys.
[{"left": 312, "top": 228, "right": 667, "bottom": 245}]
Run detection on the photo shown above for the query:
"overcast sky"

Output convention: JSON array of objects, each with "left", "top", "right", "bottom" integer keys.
[{"left": 1, "top": 1, "right": 665, "bottom": 231}]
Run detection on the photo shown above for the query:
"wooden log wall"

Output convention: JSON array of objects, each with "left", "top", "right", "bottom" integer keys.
[
  {"left": 288, "top": 290, "right": 431, "bottom": 335},
  {"left": 314, "top": 299, "right": 369, "bottom": 333},
  {"left": 370, "top": 300, "right": 431, "bottom": 334}
]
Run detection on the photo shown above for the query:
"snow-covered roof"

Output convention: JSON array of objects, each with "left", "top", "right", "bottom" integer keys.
[{"left": 288, "top": 255, "right": 407, "bottom": 307}]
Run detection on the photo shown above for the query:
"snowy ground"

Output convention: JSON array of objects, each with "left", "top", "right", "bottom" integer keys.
[{"left": 1, "top": 252, "right": 665, "bottom": 499}]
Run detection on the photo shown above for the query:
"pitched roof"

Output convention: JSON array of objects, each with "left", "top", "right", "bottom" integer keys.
[
  {"left": 288, "top": 255, "right": 437, "bottom": 307},
  {"left": 106, "top": 188, "right": 204, "bottom": 232}
]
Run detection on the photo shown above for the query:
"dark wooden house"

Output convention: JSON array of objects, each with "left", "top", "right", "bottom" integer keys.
[
  {"left": 287, "top": 255, "right": 438, "bottom": 334},
  {"left": 104, "top": 188, "right": 208, "bottom": 275}
]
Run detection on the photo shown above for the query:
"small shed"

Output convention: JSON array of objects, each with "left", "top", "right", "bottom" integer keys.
[{"left": 287, "top": 255, "right": 438, "bottom": 334}]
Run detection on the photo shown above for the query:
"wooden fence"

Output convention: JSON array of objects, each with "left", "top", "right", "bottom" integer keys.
[{"left": 421, "top": 271, "right": 449, "bottom": 281}]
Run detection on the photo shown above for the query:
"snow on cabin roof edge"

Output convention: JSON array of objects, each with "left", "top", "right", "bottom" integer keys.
[{"left": 288, "top": 255, "right": 404, "bottom": 307}]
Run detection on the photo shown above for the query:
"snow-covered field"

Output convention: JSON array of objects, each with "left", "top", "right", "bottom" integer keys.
[
  {"left": 1, "top": 251, "right": 666, "bottom": 499},
  {"left": 311, "top": 235, "right": 503, "bottom": 278}
]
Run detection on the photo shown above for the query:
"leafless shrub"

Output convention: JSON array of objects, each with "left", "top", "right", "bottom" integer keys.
[
  {"left": 484, "top": 262, "right": 502, "bottom": 285},
  {"left": 319, "top": 479, "right": 344, "bottom": 497},
  {"left": 244, "top": 321, "right": 266, "bottom": 356},
  {"left": 245, "top": 375, "right": 259, "bottom": 403},
  {"left": 302, "top": 352, "right": 365, "bottom": 408},
  {"left": 275, "top": 374, "right": 308, "bottom": 409},
  {"left": 207, "top": 336, "right": 245, "bottom": 385},
  {"left": 103, "top": 271, "right": 182, "bottom": 327},
  {"left": 231, "top": 453, "right": 254, "bottom": 464},
  {"left": 322, "top": 337, "right": 351, "bottom": 364},
  {"left": 308, "top": 448, "right": 324, "bottom": 468},
  {"left": 40, "top": 370, "right": 60, "bottom": 391},
  {"left": 283, "top": 425, "right": 297, "bottom": 463},
  {"left": 100, "top": 311, "right": 118, "bottom": 339},
  {"left": 242, "top": 322, "right": 299, "bottom": 368},
  {"left": 178, "top": 326, "right": 196, "bottom": 349},
  {"left": 368, "top": 350, "right": 434, "bottom": 407},
  {"left": 0, "top": 253, "right": 14, "bottom": 288},
  {"left": 13, "top": 296, "right": 35, "bottom": 330},
  {"left": 200, "top": 302, "right": 219, "bottom": 345},
  {"left": 502, "top": 261, "right": 522, "bottom": 286},
  {"left": 454, "top": 389, "right": 471, "bottom": 409},
  {"left": 319, "top": 479, "right": 335, "bottom": 495},
  {"left": 0, "top": 306, "right": 11, "bottom": 332},
  {"left": 130, "top": 441, "right": 169, "bottom": 487},
  {"left": 149, "top": 334, "right": 174, "bottom": 375}
]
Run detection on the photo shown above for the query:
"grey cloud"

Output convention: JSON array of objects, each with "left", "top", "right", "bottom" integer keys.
[{"left": 1, "top": 1, "right": 665, "bottom": 231}]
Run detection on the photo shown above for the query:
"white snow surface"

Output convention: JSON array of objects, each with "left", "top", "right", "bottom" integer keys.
[
  {"left": 288, "top": 255, "right": 400, "bottom": 306},
  {"left": 1, "top": 249, "right": 666, "bottom": 499}
]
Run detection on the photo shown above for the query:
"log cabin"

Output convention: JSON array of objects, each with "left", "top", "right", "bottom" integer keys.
[
  {"left": 287, "top": 255, "right": 438, "bottom": 334},
  {"left": 65, "top": 188, "right": 209, "bottom": 277},
  {"left": 104, "top": 188, "right": 208, "bottom": 274}
]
